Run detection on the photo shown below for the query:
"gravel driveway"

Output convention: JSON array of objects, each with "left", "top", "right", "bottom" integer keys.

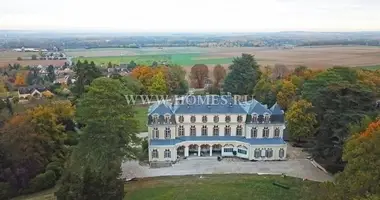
[{"left": 122, "top": 158, "right": 332, "bottom": 182}]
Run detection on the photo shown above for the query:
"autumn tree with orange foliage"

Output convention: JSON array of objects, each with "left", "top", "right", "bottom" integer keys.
[
  {"left": 130, "top": 66, "right": 156, "bottom": 93},
  {"left": 14, "top": 71, "right": 28, "bottom": 86},
  {"left": 190, "top": 64, "right": 209, "bottom": 88},
  {"left": 0, "top": 101, "right": 75, "bottom": 198}
]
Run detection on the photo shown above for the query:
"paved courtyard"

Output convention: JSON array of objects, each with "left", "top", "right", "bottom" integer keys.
[{"left": 122, "top": 158, "right": 333, "bottom": 182}]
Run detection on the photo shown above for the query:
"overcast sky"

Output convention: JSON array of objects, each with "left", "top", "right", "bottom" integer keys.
[{"left": 0, "top": 0, "right": 379, "bottom": 32}]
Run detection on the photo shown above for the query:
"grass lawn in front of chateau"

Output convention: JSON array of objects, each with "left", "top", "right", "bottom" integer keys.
[{"left": 13, "top": 174, "right": 316, "bottom": 200}]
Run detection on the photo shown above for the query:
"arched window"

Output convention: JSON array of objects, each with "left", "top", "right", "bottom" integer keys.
[
  {"left": 274, "top": 128, "right": 280, "bottom": 137},
  {"left": 152, "top": 149, "right": 158, "bottom": 158},
  {"left": 178, "top": 116, "right": 184, "bottom": 123},
  {"left": 225, "top": 125, "right": 231, "bottom": 136},
  {"left": 190, "top": 116, "right": 196, "bottom": 123},
  {"left": 251, "top": 127, "right": 257, "bottom": 138},
  {"left": 266, "top": 148, "right": 273, "bottom": 158},
  {"left": 165, "top": 127, "right": 171, "bottom": 139},
  {"left": 165, "top": 114, "right": 171, "bottom": 124},
  {"left": 179, "top": 125, "right": 184, "bottom": 136},
  {"left": 152, "top": 115, "right": 159, "bottom": 124},
  {"left": 262, "top": 127, "right": 269, "bottom": 138},
  {"left": 152, "top": 127, "right": 159, "bottom": 139},
  {"left": 236, "top": 125, "right": 243, "bottom": 136},
  {"left": 279, "top": 148, "right": 285, "bottom": 158},
  {"left": 214, "top": 115, "right": 219, "bottom": 123},
  {"left": 164, "top": 149, "right": 171, "bottom": 158},
  {"left": 264, "top": 114, "right": 270, "bottom": 123},
  {"left": 202, "top": 115, "right": 208, "bottom": 123},
  {"left": 254, "top": 148, "right": 261, "bottom": 158},
  {"left": 225, "top": 115, "right": 231, "bottom": 123},
  {"left": 237, "top": 115, "right": 243, "bottom": 123},
  {"left": 252, "top": 114, "right": 258, "bottom": 123},
  {"left": 213, "top": 125, "right": 219, "bottom": 136},
  {"left": 190, "top": 126, "right": 196, "bottom": 136},
  {"left": 201, "top": 125, "right": 208, "bottom": 136}
]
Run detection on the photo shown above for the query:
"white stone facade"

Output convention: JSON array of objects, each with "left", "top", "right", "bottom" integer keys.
[{"left": 147, "top": 96, "right": 287, "bottom": 163}]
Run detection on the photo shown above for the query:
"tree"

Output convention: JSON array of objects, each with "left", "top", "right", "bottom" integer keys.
[
  {"left": 253, "top": 74, "right": 276, "bottom": 106},
  {"left": 276, "top": 80, "right": 296, "bottom": 110},
  {"left": 17, "top": 57, "right": 22, "bottom": 61},
  {"left": 223, "top": 54, "right": 261, "bottom": 95},
  {"left": 107, "top": 62, "right": 113, "bottom": 68},
  {"left": 71, "top": 60, "right": 102, "bottom": 98},
  {"left": 56, "top": 77, "right": 139, "bottom": 200},
  {"left": 148, "top": 71, "right": 168, "bottom": 95},
  {"left": 165, "top": 65, "right": 188, "bottom": 95},
  {"left": 47, "top": 65, "right": 56, "bottom": 82},
  {"left": 119, "top": 76, "right": 143, "bottom": 94},
  {"left": 312, "top": 83, "right": 375, "bottom": 166},
  {"left": 31, "top": 55, "right": 37, "bottom": 60},
  {"left": 127, "top": 60, "right": 137, "bottom": 71},
  {"left": 272, "top": 63, "right": 289, "bottom": 80},
  {"left": 308, "top": 119, "right": 380, "bottom": 200},
  {"left": 190, "top": 64, "right": 209, "bottom": 88},
  {"left": 213, "top": 64, "right": 226, "bottom": 87},
  {"left": 14, "top": 71, "right": 27, "bottom": 86},
  {"left": 130, "top": 66, "right": 155, "bottom": 93},
  {"left": 285, "top": 100, "right": 317, "bottom": 142}
]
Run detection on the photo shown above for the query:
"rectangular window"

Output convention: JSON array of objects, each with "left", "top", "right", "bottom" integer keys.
[
  {"left": 238, "top": 149, "right": 247, "bottom": 154},
  {"left": 223, "top": 148, "right": 233, "bottom": 152}
]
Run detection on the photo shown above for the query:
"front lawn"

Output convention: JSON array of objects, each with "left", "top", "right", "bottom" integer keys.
[
  {"left": 134, "top": 105, "right": 148, "bottom": 132},
  {"left": 13, "top": 174, "right": 316, "bottom": 200},
  {"left": 124, "top": 174, "right": 315, "bottom": 200}
]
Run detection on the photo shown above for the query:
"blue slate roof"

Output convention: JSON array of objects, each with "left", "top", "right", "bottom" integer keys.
[
  {"left": 149, "top": 95, "right": 277, "bottom": 115},
  {"left": 270, "top": 103, "right": 284, "bottom": 115},
  {"left": 150, "top": 136, "right": 286, "bottom": 146}
]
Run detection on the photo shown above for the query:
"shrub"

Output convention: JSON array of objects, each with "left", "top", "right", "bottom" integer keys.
[
  {"left": 46, "top": 162, "right": 64, "bottom": 178},
  {"left": 23, "top": 170, "right": 57, "bottom": 194},
  {"left": 64, "top": 131, "right": 79, "bottom": 146},
  {"left": 0, "top": 182, "right": 16, "bottom": 200}
]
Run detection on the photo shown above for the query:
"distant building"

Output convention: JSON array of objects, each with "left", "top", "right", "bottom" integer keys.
[{"left": 18, "top": 85, "right": 50, "bottom": 100}]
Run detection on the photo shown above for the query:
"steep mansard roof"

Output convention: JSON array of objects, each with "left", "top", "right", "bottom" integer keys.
[{"left": 148, "top": 95, "right": 283, "bottom": 116}]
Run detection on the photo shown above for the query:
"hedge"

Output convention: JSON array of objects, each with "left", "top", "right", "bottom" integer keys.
[
  {"left": 22, "top": 170, "right": 57, "bottom": 194},
  {"left": 46, "top": 161, "right": 64, "bottom": 178}
]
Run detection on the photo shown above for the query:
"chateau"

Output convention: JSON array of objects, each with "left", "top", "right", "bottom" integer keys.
[{"left": 147, "top": 95, "right": 287, "bottom": 164}]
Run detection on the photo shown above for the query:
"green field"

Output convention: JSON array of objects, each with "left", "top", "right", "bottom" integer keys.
[
  {"left": 73, "top": 53, "right": 234, "bottom": 66},
  {"left": 358, "top": 65, "right": 380, "bottom": 70},
  {"left": 13, "top": 174, "right": 316, "bottom": 200}
]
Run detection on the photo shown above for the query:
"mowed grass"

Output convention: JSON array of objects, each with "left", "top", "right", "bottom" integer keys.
[
  {"left": 74, "top": 53, "right": 234, "bottom": 66},
  {"left": 125, "top": 174, "right": 314, "bottom": 200},
  {"left": 13, "top": 174, "right": 316, "bottom": 200},
  {"left": 134, "top": 105, "right": 148, "bottom": 132}
]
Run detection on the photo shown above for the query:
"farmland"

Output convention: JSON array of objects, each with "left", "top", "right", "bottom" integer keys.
[{"left": 68, "top": 46, "right": 380, "bottom": 69}]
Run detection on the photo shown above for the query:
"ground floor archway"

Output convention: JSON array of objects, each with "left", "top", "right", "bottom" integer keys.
[
  {"left": 188, "top": 144, "right": 199, "bottom": 157},
  {"left": 212, "top": 144, "right": 222, "bottom": 156},
  {"left": 177, "top": 146, "right": 185, "bottom": 157}
]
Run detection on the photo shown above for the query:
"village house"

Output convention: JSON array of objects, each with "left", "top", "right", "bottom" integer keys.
[
  {"left": 18, "top": 85, "right": 51, "bottom": 100},
  {"left": 147, "top": 95, "right": 287, "bottom": 166}
]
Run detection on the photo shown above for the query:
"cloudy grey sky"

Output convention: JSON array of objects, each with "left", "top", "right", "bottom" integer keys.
[{"left": 0, "top": 0, "right": 379, "bottom": 31}]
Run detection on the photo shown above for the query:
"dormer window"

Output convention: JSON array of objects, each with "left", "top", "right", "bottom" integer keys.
[
  {"left": 152, "top": 114, "right": 159, "bottom": 124},
  {"left": 252, "top": 114, "right": 258, "bottom": 123},
  {"left": 165, "top": 114, "right": 171, "bottom": 124},
  {"left": 190, "top": 116, "right": 196, "bottom": 123},
  {"left": 274, "top": 128, "right": 280, "bottom": 137},
  {"left": 179, "top": 116, "right": 184, "bottom": 123},
  {"left": 214, "top": 115, "right": 219, "bottom": 123},
  {"left": 202, "top": 115, "right": 208, "bottom": 123},
  {"left": 264, "top": 114, "right": 270, "bottom": 124},
  {"left": 225, "top": 115, "right": 231, "bottom": 123},
  {"left": 237, "top": 115, "right": 243, "bottom": 123}
]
